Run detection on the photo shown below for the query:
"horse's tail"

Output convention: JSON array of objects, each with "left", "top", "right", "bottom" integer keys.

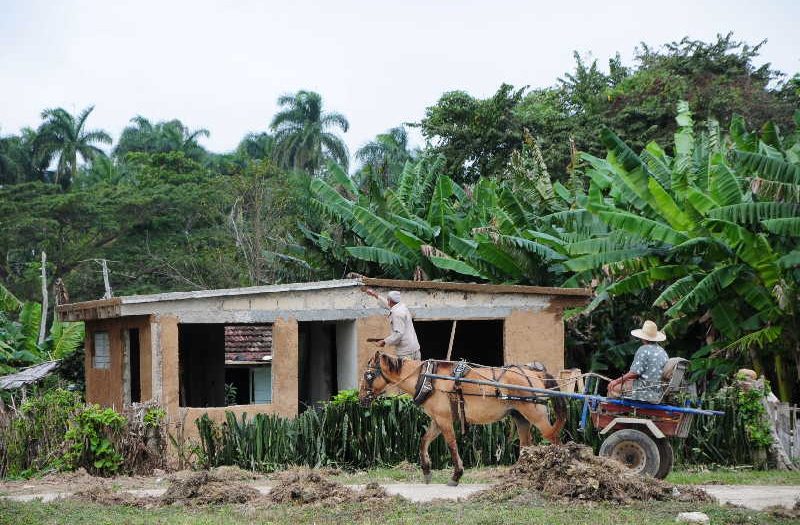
[{"left": 543, "top": 372, "right": 567, "bottom": 436}]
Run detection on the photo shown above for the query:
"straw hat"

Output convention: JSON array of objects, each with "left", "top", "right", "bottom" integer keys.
[{"left": 630, "top": 320, "right": 666, "bottom": 342}]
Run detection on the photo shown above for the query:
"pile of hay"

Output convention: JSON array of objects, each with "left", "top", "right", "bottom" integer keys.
[
  {"left": 161, "top": 471, "right": 260, "bottom": 505},
  {"left": 71, "top": 469, "right": 260, "bottom": 507},
  {"left": 266, "top": 469, "right": 388, "bottom": 506},
  {"left": 72, "top": 481, "right": 154, "bottom": 507},
  {"left": 475, "top": 442, "right": 712, "bottom": 504}
]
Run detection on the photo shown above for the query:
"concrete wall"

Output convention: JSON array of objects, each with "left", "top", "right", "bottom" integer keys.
[{"left": 118, "top": 286, "right": 554, "bottom": 323}]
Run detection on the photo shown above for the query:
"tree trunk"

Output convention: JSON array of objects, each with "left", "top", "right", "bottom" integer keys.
[{"left": 773, "top": 353, "right": 791, "bottom": 402}]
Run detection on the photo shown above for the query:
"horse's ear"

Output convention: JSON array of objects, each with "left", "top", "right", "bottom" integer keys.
[{"left": 374, "top": 351, "right": 381, "bottom": 361}]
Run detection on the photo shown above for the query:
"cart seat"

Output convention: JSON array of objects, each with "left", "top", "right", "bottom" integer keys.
[{"left": 657, "top": 357, "right": 694, "bottom": 404}]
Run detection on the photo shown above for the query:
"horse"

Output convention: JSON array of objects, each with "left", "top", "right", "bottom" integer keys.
[{"left": 358, "top": 351, "right": 567, "bottom": 486}]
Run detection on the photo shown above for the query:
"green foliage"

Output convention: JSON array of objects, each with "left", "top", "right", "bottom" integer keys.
[
  {"left": 60, "top": 404, "right": 126, "bottom": 476},
  {"left": 734, "top": 382, "right": 773, "bottom": 448},
  {"left": 423, "top": 34, "right": 797, "bottom": 183},
  {"left": 559, "top": 105, "right": 800, "bottom": 399},
  {"left": 0, "top": 388, "right": 82, "bottom": 477},
  {"left": 113, "top": 116, "right": 209, "bottom": 163},
  {"left": 271, "top": 90, "right": 349, "bottom": 174},
  {"left": 195, "top": 392, "right": 763, "bottom": 471},
  {"left": 143, "top": 407, "right": 166, "bottom": 429},
  {"left": 34, "top": 106, "right": 112, "bottom": 188}
]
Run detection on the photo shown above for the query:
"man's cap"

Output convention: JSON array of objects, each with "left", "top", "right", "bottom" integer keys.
[{"left": 387, "top": 291, "right": 401, "bottom": 303}]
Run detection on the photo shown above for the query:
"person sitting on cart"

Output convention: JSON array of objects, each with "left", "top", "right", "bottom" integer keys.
[{"left": 608, "top": 320, "right": 668, "bottom": 402}]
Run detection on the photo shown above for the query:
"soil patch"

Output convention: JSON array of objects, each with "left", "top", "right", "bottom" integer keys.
[
  {"left": 765, "top": 500, "right": 800, "bottom": 519},
  {"left": 265, "top": 469, "right": 389, "bottom": 506},
  {"left": 474, "top": 442, "right": 713, "bottom": 505},
  {"left": 72, "top": 480, "right": 157, "bottom": 508}
]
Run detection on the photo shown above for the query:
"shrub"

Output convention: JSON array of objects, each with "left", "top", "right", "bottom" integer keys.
[
  {"left": 59, "top": 405, "right": 126, "bottom": 476},
  {"left": 0, "top": 388, "right": 82, "bottom": 478}
]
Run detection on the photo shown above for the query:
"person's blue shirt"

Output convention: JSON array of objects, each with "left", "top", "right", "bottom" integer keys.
[{"left": 628, "top": 343, "right": 668, "bottom": 402}]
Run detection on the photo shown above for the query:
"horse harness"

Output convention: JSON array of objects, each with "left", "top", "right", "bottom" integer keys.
[{"left": 370, "top": 358, "right": 552, "bottom": 416}]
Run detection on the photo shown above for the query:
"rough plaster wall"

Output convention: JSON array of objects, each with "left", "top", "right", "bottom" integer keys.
[
  {"left": 335, "top": 321, "right": 357, "bottom": 390},
  {"left": 159, "top": 316, "right": 180, "bottom": 427},
  {"left": 150, "top": 319, "right": 162, "bottom": 404},
  {"left": 504, "top": 310, "right": 564, "bottom": 373},
  {"left": 139, "top": 319, "right": 153, "bottom": 400},
  {"left": 356, "top": 315, "right": 391, "bottom": 372},
  {"left": 272, "top": 317, "right": 298, "bottom": 416},
  {"left": 84, "top": 320, "right": 125, "bottom": 410}
]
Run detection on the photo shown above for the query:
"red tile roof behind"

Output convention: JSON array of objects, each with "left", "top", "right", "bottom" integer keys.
[{"left": 224, "top": 325, "right": 272, "bottom": 362}]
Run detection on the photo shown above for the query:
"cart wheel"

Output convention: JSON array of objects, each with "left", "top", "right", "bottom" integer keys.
[
  {"left": 654, "top": 439, "right": 674, "bottom": 480},
  {"left": 599, "top": 428, "right": 661, "bottom": 477}
]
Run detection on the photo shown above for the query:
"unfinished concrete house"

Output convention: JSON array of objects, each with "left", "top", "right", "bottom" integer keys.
[{"left": 57, "top": 277, "right": 590, "bottom": 437}]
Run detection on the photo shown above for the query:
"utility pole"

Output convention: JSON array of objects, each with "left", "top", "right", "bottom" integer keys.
[
  {"left": 37, "top": 251, "right": 48, "bottom": 346},
  {"left": 100, "top": 259, "right": 113, "bottom": 299}
]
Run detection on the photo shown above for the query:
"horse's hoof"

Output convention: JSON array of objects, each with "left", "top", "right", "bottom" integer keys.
[
  {"left": 423, "top": 473, "right": 432, "bottom": 484},
  {"left": 446, "top": 480, "right": 459, "bottom": 487}
]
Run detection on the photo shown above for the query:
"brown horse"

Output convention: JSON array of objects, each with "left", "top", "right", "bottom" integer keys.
[{"left": 358, "top": 352, "right": 566, "bottom": 486}]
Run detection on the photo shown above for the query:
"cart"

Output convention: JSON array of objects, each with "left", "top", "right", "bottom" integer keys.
[{"left": 422, "top": 358, "right": 723, "bottom": 479}]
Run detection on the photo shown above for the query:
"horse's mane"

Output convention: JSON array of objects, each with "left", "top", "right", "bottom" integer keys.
[{"left": 380, "top": 353, "right": 405, "bottom": 374}]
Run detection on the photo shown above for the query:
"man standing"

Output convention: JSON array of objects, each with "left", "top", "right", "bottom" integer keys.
[
  {"left": 362, "top": 288, "right": 421, "bottom": 360},
  {"left": 608, "top": 320, "right": 669, "bottom": 402}
]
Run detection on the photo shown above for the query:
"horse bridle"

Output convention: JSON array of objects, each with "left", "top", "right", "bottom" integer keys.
[{"left": 361, "top": 358, "right": 384, "bottom": 404}]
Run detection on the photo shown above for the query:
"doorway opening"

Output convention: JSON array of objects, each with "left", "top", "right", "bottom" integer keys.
[
  {"left": 127, "top": 328, "right": 141, "bottom": 403},
  {"left": 298, "top": 321, "right": 356, "bottom": 410},
  {"left": 415, "top": 319, "right": 504, "bottom": 366}
]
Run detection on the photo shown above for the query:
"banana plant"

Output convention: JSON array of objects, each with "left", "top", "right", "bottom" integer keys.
[
  {"left": 553, "top": 103, "right": 799, "bottom": 399},
  {"left": 305, "top": 149, "right": 569, "bottom": 285},
  {"left": 0, "top": 283, "right": 85, "bottom": 375}
]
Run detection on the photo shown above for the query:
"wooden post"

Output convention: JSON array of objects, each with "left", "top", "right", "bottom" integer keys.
[
  {"left": 37, "top": 251, "right": 47, "bottom": 346},
  {"left": 445, "top": 320, "right": 458, "bottom": 361}
]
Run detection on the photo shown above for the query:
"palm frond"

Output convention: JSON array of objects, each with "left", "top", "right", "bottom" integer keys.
[
  {"left": 735, "top": 150, "right": 800, "bottom": 185},
  {"left": 722, "top": 326, "right": 781, "bottom": 354},
  {"left": 708, "top": 202, "right": 800, "bottom": 224}
]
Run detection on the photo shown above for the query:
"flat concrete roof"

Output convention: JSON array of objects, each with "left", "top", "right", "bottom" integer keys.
[{"left": 56, "top": 277, "right": 592, "bottom": 322}]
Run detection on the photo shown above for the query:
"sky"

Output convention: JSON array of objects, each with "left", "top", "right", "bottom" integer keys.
[{"left": 1, "top": 0, "right": 798, "bottom": 162}]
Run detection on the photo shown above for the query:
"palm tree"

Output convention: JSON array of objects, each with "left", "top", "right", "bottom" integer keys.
[
  {"left": 114, "top": 116, "right": 209, "bottom": 161},
  {"left": 355, "top": 126, "right": 415, "bottom": 189},
  {"left": 236, "top": 132, "right": 275, "bottom": 161},
  {"left": 34, "top": 106, "right": 111, "bottom": 187},
  {"left": 270, "top": 91, "right": 349, "bottom": 174}
]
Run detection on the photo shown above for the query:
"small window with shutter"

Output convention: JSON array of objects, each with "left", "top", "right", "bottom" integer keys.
[{"left": 93, "top": 331, "right": 111, "bottom": 369}]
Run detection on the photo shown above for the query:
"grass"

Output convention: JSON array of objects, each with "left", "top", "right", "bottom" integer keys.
[
  {"left": 1, "top": 499, "right": 796, "bottom": 525},
  {"left": 667, "top": 467, "right": 800, "bottom": 486}
]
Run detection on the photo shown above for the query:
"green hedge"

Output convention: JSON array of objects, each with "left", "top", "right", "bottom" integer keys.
[{"left": 195, "top": 388, "right": 768, "bottom": 471}]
